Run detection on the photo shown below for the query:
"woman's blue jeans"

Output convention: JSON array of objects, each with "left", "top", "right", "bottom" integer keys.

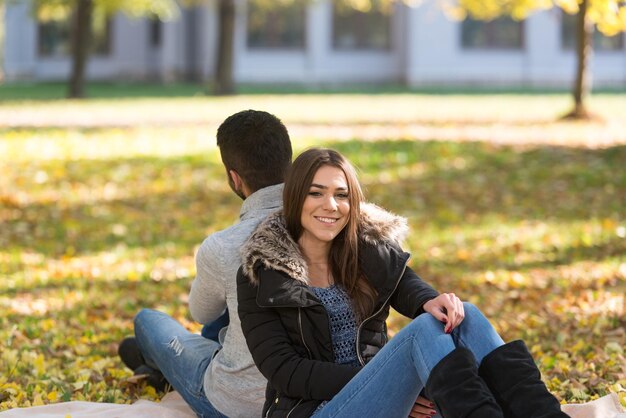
[
  {"left": 133, "top": 308, "right": 227, "bottom": 418},
  {"left": 315, "top": 302, "right": 504, "bottom": 418}
]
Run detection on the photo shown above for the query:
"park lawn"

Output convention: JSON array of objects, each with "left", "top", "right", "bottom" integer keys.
[{"left": 0, "top": 93, "right": 625, "bottom": 410}]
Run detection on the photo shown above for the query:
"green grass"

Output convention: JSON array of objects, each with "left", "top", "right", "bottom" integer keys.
[
  {"left": 1, "top": 94, "right": 625, "bottom": 409},
  {"left": 0, "top": 82, "right": 209, "bottom": 100},
  {"left": 1, "top": 81, "right": 626, "bottom": 101}
]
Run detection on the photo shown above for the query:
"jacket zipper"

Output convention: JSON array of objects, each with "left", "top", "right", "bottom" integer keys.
[
  {"left": 262, "top": 310, "right": 308, "bottom": 418},
  {"left": 355, "top": 261, "right": 408, "bottom": 366},
  {"left": 257, "top": 290, "right": 322, "bottom": 418},
  {"left": 265, "top": 394, "right": 279, "bottom": 418},
  {"left": 298, "top": 308, "right": 313, "bottom": 359},
  {"left": 286, "top": 399, "right": 303, "bottom": 418}
]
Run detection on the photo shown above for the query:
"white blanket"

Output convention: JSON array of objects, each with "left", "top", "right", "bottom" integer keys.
[{"left": 0, "top": 391, "right": 624, "bottom": 418}]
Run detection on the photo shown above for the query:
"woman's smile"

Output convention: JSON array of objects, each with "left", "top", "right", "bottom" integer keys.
[
  {"left": 298, "top": 165, "right": 350, "bottom": 249},
  {"left": 315, "top": 216, "right": 339, "bottom": 224}
]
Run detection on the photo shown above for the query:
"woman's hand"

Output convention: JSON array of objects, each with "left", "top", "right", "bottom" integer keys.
[
  {"left": 423, "top": 293, "right": 465, "bottom": 334},
  {"left": 409, "top": 395, "right": 438, "bottom": 418}
]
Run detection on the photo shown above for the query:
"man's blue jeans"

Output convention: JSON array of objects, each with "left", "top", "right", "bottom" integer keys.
[
  {"left": 315, "top": 302, "right": 504, "bottom": 418},
  {"left": 134, "top": 308, "right": 227, "bottom": 418},
  {"left": 201, "top": 310, "right": 229, "bottom": 342}
]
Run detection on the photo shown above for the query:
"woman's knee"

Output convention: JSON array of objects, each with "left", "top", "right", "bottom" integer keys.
[
  {"left": 408, "top": 312, "right": 446, "bottom": 336},
  {"left": 462, "top": 302, "right": 485, "bottom": 320},
  {"left": 460, "top": 302, "right": 496, "bottom": 333},
  {"left": 463, "top": 302, "right": 489, "bottom": 322},
  {"left": 406, "top": 314, "right": 455, "bottom": 365}
]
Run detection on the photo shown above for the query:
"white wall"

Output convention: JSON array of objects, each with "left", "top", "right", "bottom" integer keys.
[
  {"left": 405, "top": 1, "right": 626, "bottom": 88},
  {"left": 406, "top": 1, "right": 526, "bottom": 86},
  {"left": 3, "top": 0, "right": 626, "bottom": 87},
  {"left": 4, "top": 2, "right": 37, "bottom": 81},
  {"left": 2, "top": 2, "right": 188, "bottom": 82},
  {"left": 234, "top": 0, "right": 404, "bottom": 84}
]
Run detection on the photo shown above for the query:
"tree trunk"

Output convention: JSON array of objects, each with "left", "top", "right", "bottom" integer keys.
[
  {"left": 565, "top": 0, "right": 594, "bottom": 119},
  {"left": 68, "top": 0, "right": 93, "bottom": 99},
  {"left": 213, "top": 0, "right": 235, "bottom": 95}
]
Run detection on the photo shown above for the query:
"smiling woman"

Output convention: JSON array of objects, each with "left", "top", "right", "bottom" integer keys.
[
  {"left": 300, "top": 166, "right": 351, "bottom": 245},
  {"left": 236, "top": 148, "right": 569, "bottom": 418},
  {"left": 294, "top": 166, "right": 351, "bottom": 288},
  {"left": 297, "top": 167, "right": 351, "bottom": 288},
  {"left": 282, "top": 149, "right": 373, "bottom": 315}
]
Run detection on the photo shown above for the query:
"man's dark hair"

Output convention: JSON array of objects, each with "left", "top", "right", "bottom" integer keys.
[{"left": 217, "top": 109, "right": 292, "bottom": 193}]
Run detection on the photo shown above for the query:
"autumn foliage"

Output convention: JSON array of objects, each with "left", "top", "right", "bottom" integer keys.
[{"left": 0, "top": 93, "right": 625, "bottom": 410}]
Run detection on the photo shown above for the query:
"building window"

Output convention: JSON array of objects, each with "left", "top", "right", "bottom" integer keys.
[
  {"left": 92, "top": 17, "right": 111, "bottom": 54},
  {"left": 561, "top": 12, "right": 624, "bottom": 51},
  {"left": 38, "top": 16, "right": 111, "bottom": 57},
  {"left": 461, "top": 17, "right": 524, "bottom": 50},
  {"left": 38, "top": 20, "right": 71, "bottom": 56},
  {"left": 149, "top": 17, "right": 162, "bottom": 48},
  {"left": 247, "top": 0, "right": 305, "bottom": 49},
  {"left": 332, "top": 1, "right": 392, "bottom": 50}
]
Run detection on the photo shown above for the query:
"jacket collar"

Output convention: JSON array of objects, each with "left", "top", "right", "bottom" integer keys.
[
  {"left": 241, "top": 202, "right": 409, "bottom": 287},
  {"left": 240, "top": 183, "right": 284, "bottom": 222}
]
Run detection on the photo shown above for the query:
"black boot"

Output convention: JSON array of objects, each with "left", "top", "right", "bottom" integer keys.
[
  {"left": 118, "top": 337, "right": 171, "bottom": 392},
  {"left": 478, "top": 340, "right": 569, "bottom": 418},
  {"left": 425, "top": 347, "right": 504, "bottom": 418},
  {"left": 118, "top": 337, "right": 145, "bottom": 371}
]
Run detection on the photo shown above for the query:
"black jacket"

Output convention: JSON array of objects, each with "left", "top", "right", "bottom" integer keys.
[{"left": 237, "top": 204, "right": 439, "bottom": 418}]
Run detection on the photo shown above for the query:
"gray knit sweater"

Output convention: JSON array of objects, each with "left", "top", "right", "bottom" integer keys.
[{"left": 189, "top": 184, "right": 283, "bottom": 418}]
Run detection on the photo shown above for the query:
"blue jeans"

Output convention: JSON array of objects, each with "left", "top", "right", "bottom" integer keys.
[
  {"left": 134, "top": 309, "right": 227, "bottom": 418},
  {"left": 314, "top": 302, "right": 504, "bottom": 418},
  {"left": 201, "top": 310, "right": 229, "bottom": 342}
]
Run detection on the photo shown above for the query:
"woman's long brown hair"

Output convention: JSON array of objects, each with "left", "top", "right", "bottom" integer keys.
[{"left": 283, "top": 148, "right": 377, "bottom": 320}]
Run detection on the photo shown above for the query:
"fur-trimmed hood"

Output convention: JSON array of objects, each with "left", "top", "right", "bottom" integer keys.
[{"left": 240, "top": 202, "right": 408, "bottom": 285}]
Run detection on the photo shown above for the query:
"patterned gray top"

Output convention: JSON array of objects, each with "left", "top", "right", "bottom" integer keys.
[
  {"left": 311, "top": 284, "right": 359, "bottom": 367},
  {"left": 310, "top": 284, "right": 359, "bottom": 416}
]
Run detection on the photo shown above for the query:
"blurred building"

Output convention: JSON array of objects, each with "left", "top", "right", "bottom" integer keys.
[{"left": 3, "top": 0, "right": 626, "bottom": 87}]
